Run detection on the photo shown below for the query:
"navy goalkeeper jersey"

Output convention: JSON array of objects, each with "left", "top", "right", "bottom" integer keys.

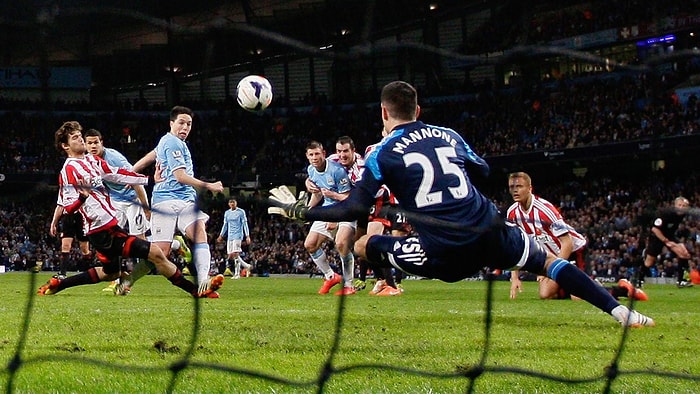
[{"left": 306, "top": 120, "right": 498, "bottom": 256}]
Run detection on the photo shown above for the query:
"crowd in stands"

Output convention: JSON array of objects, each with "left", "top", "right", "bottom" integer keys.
[
  {"left": 2, "top": 161, "right": 700, "bottom": 285},
  {"left": 463, "top": 0, "right": 700, "bottom": 55},
  {"left": 4, "top": 65, "right": 700, "bottom": 187}
]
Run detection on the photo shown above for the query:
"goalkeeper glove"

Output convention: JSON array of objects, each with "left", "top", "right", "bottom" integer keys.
[{"left": 267, "top": 185, "right": 309, "bottom": 220}]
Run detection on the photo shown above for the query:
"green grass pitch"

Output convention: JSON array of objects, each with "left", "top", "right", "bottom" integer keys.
[{"left": 0, "top": 272, "right": 698, "bottom": 393}]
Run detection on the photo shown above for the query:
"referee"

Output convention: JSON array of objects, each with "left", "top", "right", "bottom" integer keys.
[{"left": 641, "top": 196, "right": 692, "bottom": 288}]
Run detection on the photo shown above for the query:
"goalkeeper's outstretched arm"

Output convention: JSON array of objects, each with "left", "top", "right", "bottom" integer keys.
[
  {"left": 269, "top": 171, "right": 380, "bottom": 222},
  {"left": 305, "top": 192, "right": 374, "bottom": 222}
]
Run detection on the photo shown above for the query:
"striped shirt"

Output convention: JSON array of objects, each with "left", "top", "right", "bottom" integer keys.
[
  {"left": 506, "top": 195, "right": 586, "bottom": 256},
  {"left": 328, "top": 152, "right": 364, "bottom": 186},
  {"left": 57, "top": 154, "right": 149, "bottom": 235}
]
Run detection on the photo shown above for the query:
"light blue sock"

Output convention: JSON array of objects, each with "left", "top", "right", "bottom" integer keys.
[
  {"left": 193, "top": 243, "right": 211, "bottom": 290},
  {"left": 311, "top": 249, "right": 333, "bottom": 278}
]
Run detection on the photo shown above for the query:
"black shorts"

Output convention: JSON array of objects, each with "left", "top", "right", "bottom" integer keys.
[
  {"left": 644, "top": 237, "right": 666, "bottom": 258},
  {"left": 59, "top": 212, "right": 88, "bottom": 242},
  {"left": 368, "top": 203, "right": 411, "bottom": 234},
  {"left": 87, "top": 225, "right": 151, "bottom": 273}
]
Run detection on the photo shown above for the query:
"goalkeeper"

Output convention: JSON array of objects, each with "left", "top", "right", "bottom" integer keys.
[{"left": 269, "top": 80, "right": 654, "bottom": 328}]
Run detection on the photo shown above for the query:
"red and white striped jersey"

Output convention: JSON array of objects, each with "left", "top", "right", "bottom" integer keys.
[
  {"left": 374, "top": 185, "right": 399, "bottom": 204},
  {"left": 506, "top": 195, "right": 586, "bottom": 256},
  {"left": 57, "top": 154, "right": 149, "bottom": 235},
  {"left": 328, "top": 152, "right": 364, "bottom": 185},
  {"left": 364, "top": 143, "right": 379, "bottom": 157}
]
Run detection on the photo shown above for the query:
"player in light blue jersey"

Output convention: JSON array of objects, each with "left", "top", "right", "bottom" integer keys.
[
  {"left": 132, "top": 106, "right": 225, "bottom": 298},
  {"left": 216, "top": 197, "right": 252, "bottom": 278},
  {"left": 85, "top": 129, "right": 150, "bottom": 236},
  {"left": 85, "top": 129, "right": 153, "bottom": 294},
  {"left": 303, "top": 140, "right": 357, "bottom": 295},
  {"left": 270, "top": 81, "right": 654, "bottom": 328}
]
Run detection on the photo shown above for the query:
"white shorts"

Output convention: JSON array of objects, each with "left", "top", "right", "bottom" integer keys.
[
  {"left": 112, "top": 200, "right": 150, "bottom": 236},
  {"left": 226, "top": 239, "right": 243, "bottom": 254},
  {"left": 309, "top": 220, "right": 357, "bottom": 240},
  {"left": 150, "top": 200, "right": 209, "bottom": 243}
]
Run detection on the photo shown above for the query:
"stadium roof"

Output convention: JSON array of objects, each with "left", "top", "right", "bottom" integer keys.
[{"left": 0, "top": 0, "right": 484, "bottom": 90}]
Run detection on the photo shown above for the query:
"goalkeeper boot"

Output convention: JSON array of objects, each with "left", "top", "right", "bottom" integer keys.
[
  {"left": 318, "top": 273, "right": 342, "bottom": 294},
  {"left": 611, "top": 305, "right": 655, "bottom": 328},
  {"left": 38, "top": 277, "right": 61, "bottom": 295}
]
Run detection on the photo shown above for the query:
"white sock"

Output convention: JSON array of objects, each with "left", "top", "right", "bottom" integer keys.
[
  {"left": 340, "top": 253, "right": 355, "bottom": 288},
  {"left": 193, "top": 243, "right": 211, "bottom": 292},
  {"left": 236, "top": 256, "right": 251, "bottom": 270},
  {"left": 311, "top": 249, "right": 334, "bottom": 279}
]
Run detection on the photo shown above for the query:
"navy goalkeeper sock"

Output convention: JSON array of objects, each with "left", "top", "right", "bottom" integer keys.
[{"left": 547, "top": 259, "right": 619, "bottom": 313}]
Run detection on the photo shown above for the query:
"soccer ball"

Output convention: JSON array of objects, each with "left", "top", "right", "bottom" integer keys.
[{"left": 236, "top": 75, "right": 273, "bottom": 112}]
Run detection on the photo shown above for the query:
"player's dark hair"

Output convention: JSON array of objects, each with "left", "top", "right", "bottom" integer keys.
[
  {"left": 306, "top": 140, "right": 323, "bottom": 151},
  {"left": 229, "top": 197, "right": 237, "bottom": 203},
  {"left": 54, "top": 121, "right": 82, "bottom": 153},
  {"left": 84, "top": 128, "right": 103, "bottom": 140},
  {"left": 336, "top": 135, "right": 355, "bottom": 150},
  {"left": 170, "top": 105, "right": 194, "bottom": 121},
  {"left": 381, "top": 81, "right": 417, "bottom": 121}
]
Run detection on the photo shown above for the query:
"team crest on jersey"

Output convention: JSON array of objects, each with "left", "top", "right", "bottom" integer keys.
[
  {"left": 326, "top": 176, "right": 335, "bottom": 185},
  {"left": 550, "top": 221, "right": 567, "bottom": 232}
]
